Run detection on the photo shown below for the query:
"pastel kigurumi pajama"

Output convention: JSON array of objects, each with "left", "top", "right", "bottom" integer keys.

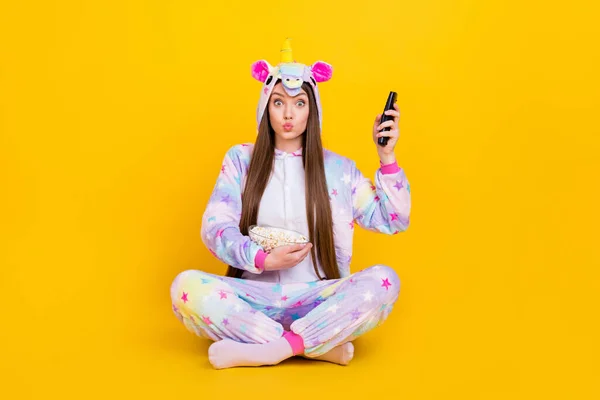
[{"left": 170, "top": 39, "right": 411, "bottom": 367}]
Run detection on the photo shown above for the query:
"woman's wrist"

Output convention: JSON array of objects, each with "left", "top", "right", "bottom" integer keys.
[{"left": 378, "top": 151, "right": 396, "bottom": 166}]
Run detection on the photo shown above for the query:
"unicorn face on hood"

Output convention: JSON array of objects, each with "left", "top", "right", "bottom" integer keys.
[{"left": 251, "top": 38, "right": 333, "bottom": 132}]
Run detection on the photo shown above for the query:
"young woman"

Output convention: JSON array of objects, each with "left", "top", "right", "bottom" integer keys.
[{"left": 170, "top": 39, "right": 411, "bottom": 369}]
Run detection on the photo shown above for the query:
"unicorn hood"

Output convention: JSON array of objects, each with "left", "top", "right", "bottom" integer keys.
[{"left": 251, "top": 38, "right": 333, "bottom": 132}]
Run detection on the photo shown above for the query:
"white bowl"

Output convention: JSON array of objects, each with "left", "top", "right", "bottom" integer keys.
[{"left": 248, "top": 225, "right": 309, "bottom": 252}]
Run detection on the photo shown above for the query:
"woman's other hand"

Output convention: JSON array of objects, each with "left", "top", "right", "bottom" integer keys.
[{"left": 263, "top": 243, "right": 313, "bottom": 271}]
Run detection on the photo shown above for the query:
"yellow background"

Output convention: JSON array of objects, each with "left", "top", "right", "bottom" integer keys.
[{"left": 1, "top": 1, "right": 599, "bottom": 398}]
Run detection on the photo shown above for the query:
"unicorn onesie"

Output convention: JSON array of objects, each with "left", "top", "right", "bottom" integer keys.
[{"left": 170, "top": 39, "right": 412, "bottom": 366}]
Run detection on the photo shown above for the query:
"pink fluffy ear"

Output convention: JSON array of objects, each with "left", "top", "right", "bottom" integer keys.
[
  {"left": 311, "top": 61, "right": 333, "bottom": 82},
  {"left": 251, "top": 60, "right": 272, "bottom": 82}
]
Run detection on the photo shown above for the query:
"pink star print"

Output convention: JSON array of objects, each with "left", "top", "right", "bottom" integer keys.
[
  {"left": 374, "top": 195, "right": 380, "bottom": 202},
  {"left": 291, "top": 301, "right": 303, "bottom": 308},
  {"left": 281, "top": 295, "right": 289, "bottom": 301},
  {"left": 222, "top": 318, "right": 229, "bottom": 326},
  {"left": 370, "top": 185, "right": 376, "bottom": 191},
  {"left": 181, "top": 292, "right": 188, "bottom": 303},
  {"left": 218, "top": 290, "right": 227, "bottom": 299},
  {"left": 331, "top": 189, "right": 338, "bottom": 196},
  {"left": 349, "top": 221, "right": 354, "bottom": 229},
  {"left": 394, "top": 180, "right": 404, "bottom": 190},
  {"left": 390, "top": 213, "right": 399, "bottom": 221},
  {"left": 381, "top": 278, "right": 392, "bottom": 290},
  {"left": 202, "top": 316, "right": 213, "bottom": 325},
  {"left": 221, "top": 165, "right": 226, "bottom": 173},
  {"left": 216, "top": 229, "right": 224, "bottom": 238}
]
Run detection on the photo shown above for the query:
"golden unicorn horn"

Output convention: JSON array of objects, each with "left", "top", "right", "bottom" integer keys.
[{"left": 280, "top": 38, "right": 293, "bottom": 63}]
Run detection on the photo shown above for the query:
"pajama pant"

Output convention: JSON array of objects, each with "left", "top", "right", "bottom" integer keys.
[{"left": 170, "top": 265, "right": 401, "bottom": 357}]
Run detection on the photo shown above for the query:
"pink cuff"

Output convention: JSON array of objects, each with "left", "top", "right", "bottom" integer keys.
[
  {"left": 380, "top": 160, "right": 401, "bottom": 175},
  {"left": 254, "top": 249, "right": 268, "bottom": 271},
  {"left": 283, "top": 331, "right": 305, "bottom": 355}
]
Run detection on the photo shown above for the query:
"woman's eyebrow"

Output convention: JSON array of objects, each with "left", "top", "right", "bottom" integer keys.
[{"left": 272, "top": 91, "right": 308, "bottom": 98}]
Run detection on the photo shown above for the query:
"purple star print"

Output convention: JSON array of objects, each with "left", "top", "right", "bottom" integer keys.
[{"left": 220, "top": 194, "right": 233, "bottom": 205}]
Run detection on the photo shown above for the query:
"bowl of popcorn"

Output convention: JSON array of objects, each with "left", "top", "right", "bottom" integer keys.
[{"left": 248, "top": 225, "right": 309, "bottom": 252}]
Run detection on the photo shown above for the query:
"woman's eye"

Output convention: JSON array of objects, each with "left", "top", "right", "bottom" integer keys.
[
  {"left": 297, "top": 101, "right": 305, "bottom": 106},
  {"left": 274, "top": 100, "right": 282, "bottom": 106}
]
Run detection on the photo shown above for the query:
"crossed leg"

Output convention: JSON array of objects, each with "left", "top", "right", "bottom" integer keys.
[{"left": 170, "top": 265, "right": 400, "bottom": 369}]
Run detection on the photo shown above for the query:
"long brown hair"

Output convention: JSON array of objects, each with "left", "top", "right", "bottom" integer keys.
[{"left": 225, "top": 81, "right": 340, "bottom": 280}]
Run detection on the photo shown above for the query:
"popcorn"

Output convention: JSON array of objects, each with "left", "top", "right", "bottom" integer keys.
[{"left": 248, "top": 225, "right": 308, "bottom": 252}]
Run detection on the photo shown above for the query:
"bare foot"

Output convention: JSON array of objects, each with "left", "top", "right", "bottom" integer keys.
[
  {"left": 302, "top": 342, "right": 354, "bottom": 365},
  {"left": 208, "top": 338, "right": 293, "bottom": 369}
]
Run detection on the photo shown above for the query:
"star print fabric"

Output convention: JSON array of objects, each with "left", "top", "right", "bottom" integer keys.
[
  {"left": 200, "top": 144, "right": 411, "bottom": 281},
  {"left": 171, "top": 265, "right": 400, "bottom": 357}
]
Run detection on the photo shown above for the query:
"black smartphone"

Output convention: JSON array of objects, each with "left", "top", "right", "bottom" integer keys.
[{"left": 378, "top": 91, "right": 398, "bottom": 146}]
